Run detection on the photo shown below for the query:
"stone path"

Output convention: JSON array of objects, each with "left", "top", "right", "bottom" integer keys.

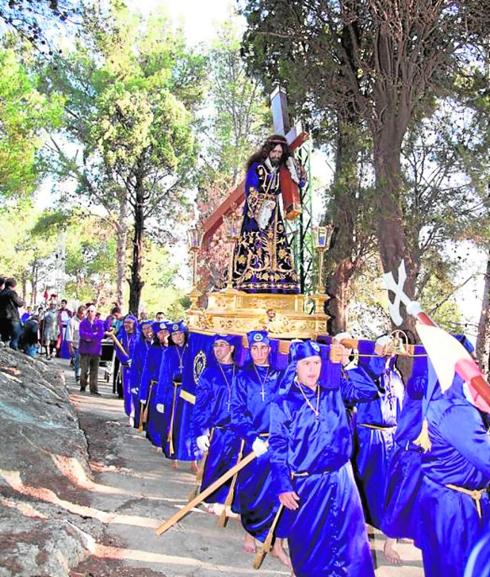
[{"left": 59, "top": 360, "right": 424, "bottom": 577}]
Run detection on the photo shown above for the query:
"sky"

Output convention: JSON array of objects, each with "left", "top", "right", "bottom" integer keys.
[{"left": 126, "top": 0, "right": 243, "bottom": 44}]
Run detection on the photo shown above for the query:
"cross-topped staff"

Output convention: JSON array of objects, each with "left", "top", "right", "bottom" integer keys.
[{"left": 383, "top": 260, "right": 490, "bottom": 412}]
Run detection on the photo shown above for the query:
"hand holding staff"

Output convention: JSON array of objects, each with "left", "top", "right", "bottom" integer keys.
[{"left": 106, "top": 330, "right": 129, "bottom": 357}]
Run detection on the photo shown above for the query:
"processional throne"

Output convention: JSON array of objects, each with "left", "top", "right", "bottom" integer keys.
[{"left": 187, "top": 88, "right": 331, "bottom": 339}]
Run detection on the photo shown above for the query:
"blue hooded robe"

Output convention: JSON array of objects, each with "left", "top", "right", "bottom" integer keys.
[
  {"left": 230, "top": 360, "right": 284, "bottom": 542},
  {"left": 129, "top": 326, "right": 153, "bottom": 428},
  {"left": 269, "top": 341, "right": 375, "bottom": 577},
  {"left": 418, "top": 361, "right": 490, "bottom": 577},
  {"left": 115, "top": 316, "right": 139, "bottom": 417},
  {"left": 192, "top": 360, "right": 242, "bottom": 504},
  {"left": 139, "top": 340, "right": 167, "bottom": 446},
  {"left": 354, "top": 340, "right": 405, "bottom": 528},
  {"left": 154, "top": 333, "right": 194, "bottom": 461},
  {"left": 382, "top": 345, "right": 427, "bottom": 543}
]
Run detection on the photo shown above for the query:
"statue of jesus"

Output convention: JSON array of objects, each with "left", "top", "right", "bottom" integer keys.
[{"left": 232, "top": 135, "right": 306, "bottom": 294}]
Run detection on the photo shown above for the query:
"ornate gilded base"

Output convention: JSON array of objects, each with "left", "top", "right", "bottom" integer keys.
[{"left": 187, "top": 288, "right": 330, "bottom": 339}]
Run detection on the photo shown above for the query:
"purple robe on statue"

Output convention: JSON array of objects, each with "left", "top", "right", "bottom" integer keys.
[{"left": 231, "top": 160, "right": 300, "bottom": 294}]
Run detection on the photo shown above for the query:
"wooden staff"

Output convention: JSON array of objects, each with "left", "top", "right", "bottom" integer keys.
[
  {"left": 106, "top": 330, "right": 129, "bottom": 357},
  {"left": 253, "top": 503, "right": 285, "bottom": 570},
  {"left": 138, "top": 380, "right": 157, "bottom": 433},
  {"left": 217, "top": 438, "right": 246, "bottom": 528},
  {"left": 156, "top": 450, "right": 258, "bottom": 536},
  {"left": 187, "top": 429, "right": 215, "bottom": 502}
]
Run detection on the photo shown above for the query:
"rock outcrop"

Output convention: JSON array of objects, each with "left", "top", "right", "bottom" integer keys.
[{"left": 0, "top": 345, "right": 102, "bottom": 577}]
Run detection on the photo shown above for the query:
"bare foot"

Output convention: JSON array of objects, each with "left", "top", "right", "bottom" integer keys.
[
  {"left": 171, "top": 460, "right": 178, "bottom": 470},
  {"left": 271, "top": 539, "right": 292, "bottom": 569},
  {"left": 190, "top": 460, "right": 199, "bottom": 474},
  {"left": 384, "top": 538, "right": 402, "bottom": 565},
  {"left": 243, "top": 533, "right": 256, "bottom": 554}
]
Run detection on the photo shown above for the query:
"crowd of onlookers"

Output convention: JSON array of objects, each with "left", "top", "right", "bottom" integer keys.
[{"left": 0, "top": 274, "right": 168, "bottom": 397}]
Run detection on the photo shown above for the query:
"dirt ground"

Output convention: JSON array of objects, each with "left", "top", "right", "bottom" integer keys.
[{"left": 58, "top": 359, "right": 424, "bottom": 577}]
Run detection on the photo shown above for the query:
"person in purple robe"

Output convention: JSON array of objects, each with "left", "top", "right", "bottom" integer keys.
[
  {"left": 79, "top": 304, "right": 106, "bottom": 395},
  {"left": 231, "top": 135, "right": 305, "bottom": 294},
  {"left": 57, "top": 299, "right": 73, "bottom": 359},
  {"left": 115, "top": 314, "right": 139, "bottom": 417},
  {"left": 192, "top": 334, "right": 242, "bottom": 513},
  {"left": 353, "top": 335, "right": 405, "bottom": 564},
  {"left": 154, "top": 321, "right": 195, "bottom": 466},
  {"left": 417, "top": 336, "right": 490, "bottom": 577},
  {"left": 129, "top": 320, "right": 153, "bottom": 428},
  {"left": 140, "top": 321, "right": 169, "bottom": 446},
  {"left": 382, "top": 345, "right": 427, "bottom": 547},
  {"left": 230, "top": 330, "right": 290, "bottom": 567},
  {"left": 269, "top": 340, "right": 375, "bottom": 577}
]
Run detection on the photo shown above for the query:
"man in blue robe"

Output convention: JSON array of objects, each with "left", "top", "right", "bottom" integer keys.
[
  {"left": 269, "top": 340, "right": 375, "bottom": 577},
  {"left": 382, "top": 345, "right": 427, "bottom": 546},
  {"left": 154, "top": 321, "right": 195, "bottom": 465},
  {"left": 417, "top": 336, "right": 490, "bottom": 577},
  {"left": 105, "top": 306, "right": 123, "bottom": 396},
  {"left": 115, "top": 315, "right": 139, "bottom": 417},
  {"left": 139, "top": 321, "right": 169, "bottom": 445},
  {"left": 230, "top": 330, "right": 290, "bottom": 567},
  {"left": 192, "top": 334, "right": 242, "bottom": 512},
  {"left": 129, "top": 320, "right": 153, "bottom": 428},
  {"left": 333, "top": 333, "right": 380, "bottom": 434},
  {"left": 231, "top": 135, "right": 305, "bottom": 294},
  {"left": 353, "top": 335, "right": 405, "bottom": 563}
]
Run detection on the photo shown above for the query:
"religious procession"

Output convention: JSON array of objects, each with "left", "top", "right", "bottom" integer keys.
[
  {"left": 0, "top": 2, "right": 489, "bottom": 577},
  {"left": 83, "top": 135, "right": 490, "bottom": 577}
]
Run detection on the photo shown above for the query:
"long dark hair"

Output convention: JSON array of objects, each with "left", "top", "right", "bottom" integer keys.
[{"left": 246, "top": 134, "right": 291, "bottom": 170}]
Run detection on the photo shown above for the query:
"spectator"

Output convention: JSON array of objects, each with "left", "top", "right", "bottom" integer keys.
[
  {"left": 21, "top": 305, "right": 33, "bottom": 324},
  {"left": 105, "top": 306, "right": 124, "bottom": 395},
  {"left": 57, "top": 299, "right": 72, "bottom": 358},
  {"left": 155, "top": 311, "right": 167, "bottom": 321},
  {"left": 0, "top": 277, "right": 25, "bottom": 349},
  {"left": 104, "top": 305, "right": 123, "bottom": 333},
  {"left": 42, "top": 302, "right": 58, "bottom": 360},
  {"left": 79, "top": 305, "right": 105, "bottom": 396},
  {"left": 65, "top": 305, "right": 86, "bottom": 384},
  {"left": 20, "top": 314, "right": 40, "bottom": 358}
]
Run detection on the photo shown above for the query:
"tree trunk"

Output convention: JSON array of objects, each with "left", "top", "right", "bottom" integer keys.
[
  {"left": 21, "top": 275, "right": 27, "bottom": 302},
  {"left": 128, "top": 182, "right": 145, "bottom": 315},
  {"left": 325, "top": 116, "right": 363, "bottom": 334},
  {"left": 476, "top": 253, "right": 490, "bottom": 378},
  {"left": 115, "top": 197, "right": 129, "bottom": 307},
  {"left": 30, "top": 261, "right": 38, "bottom": 306},
  {"left": 373, "top": 124, "right": 418, "bottom": 340},
  {"left": 326, "top": 259, "right": 355, "bottom": 333}
]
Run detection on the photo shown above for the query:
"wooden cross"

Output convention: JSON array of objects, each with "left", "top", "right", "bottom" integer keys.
[{"left": 270, "top": 86, "right": 298, "bottom": 144}]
